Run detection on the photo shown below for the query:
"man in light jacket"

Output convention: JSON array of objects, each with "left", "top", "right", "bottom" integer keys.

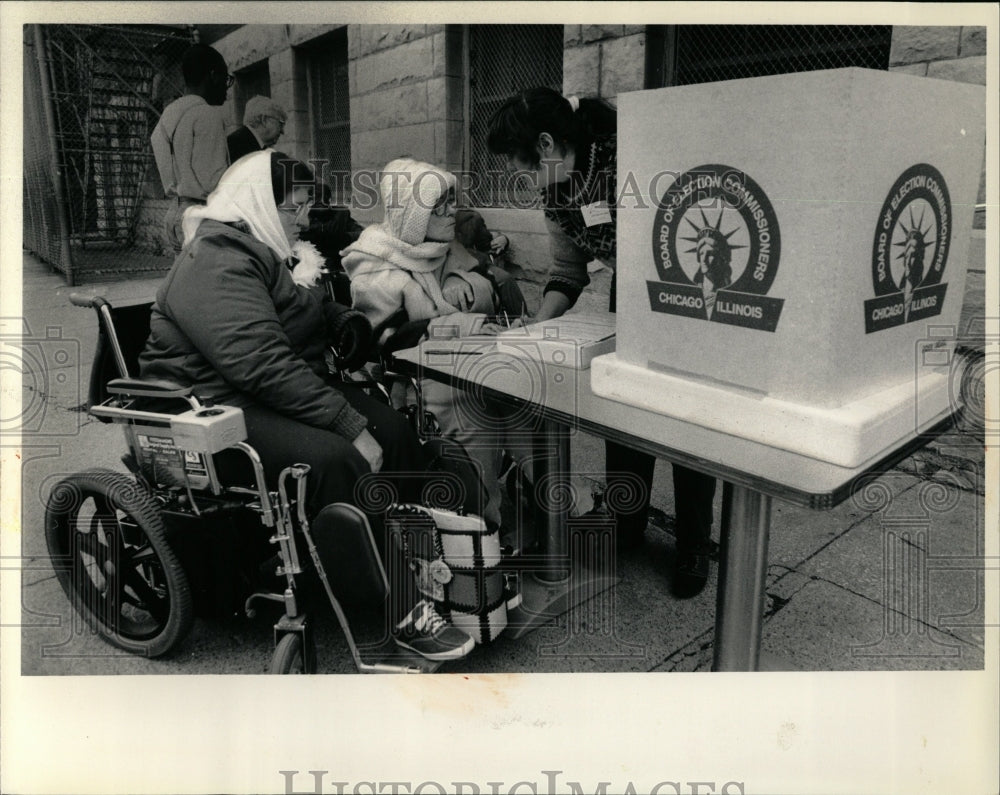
[{"left": 151, "top": 44, "right": 231, "bottom": 253}]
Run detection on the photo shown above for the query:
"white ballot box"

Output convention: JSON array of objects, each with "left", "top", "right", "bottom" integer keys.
[{"left": 591, "top": 68, "right": 985, "bottom": 467}]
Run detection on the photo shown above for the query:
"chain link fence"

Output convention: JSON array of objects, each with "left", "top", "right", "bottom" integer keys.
[
  {"left": 23, "top": 24, "right": 193, "bottom": 284},
  {"left": 467, "top": 25, "right": 563, "bottom": 207},
  {"left": 669, "top": 25, "right": 892, "bottom": 85}
]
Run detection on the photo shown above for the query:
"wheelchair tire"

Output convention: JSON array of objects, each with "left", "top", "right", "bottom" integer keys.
[
  {"left": 270, "top": 633, "right": 309, "bottom": 674},
  {"left": 44, "top": 469, "right": 194, "bottom": 658}
]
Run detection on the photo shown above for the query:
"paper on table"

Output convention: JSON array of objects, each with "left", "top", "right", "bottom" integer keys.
[{"left": 494, "top": 312, "right": 617, "bottom": 369}]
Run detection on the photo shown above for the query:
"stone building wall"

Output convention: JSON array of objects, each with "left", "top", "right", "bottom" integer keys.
[
  {"left": 346, "top": 24, "right": 464, "bottom": 225},
  {"left": 562, "top": 24, "right": 646, "bottom": 101}
]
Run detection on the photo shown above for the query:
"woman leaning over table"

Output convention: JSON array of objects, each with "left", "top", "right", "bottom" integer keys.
[{"left": 486, "top": 87, "right": 716, "bottom": 598}]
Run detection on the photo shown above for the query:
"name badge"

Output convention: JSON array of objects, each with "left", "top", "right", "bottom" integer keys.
[{"left": 581, "top": 201, "right": 612, "bottom": 227}]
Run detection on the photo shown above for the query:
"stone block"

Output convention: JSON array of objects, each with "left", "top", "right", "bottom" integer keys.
[
  {"left": 287, "top": 24, "right": 342, "bottom": 47},
  {"left": 889, "top": 62, "right": 928, "bottom": 77},
  {"left": 356, "top": 25, "right": 426, "bottom": 58},
  {"left": 267, "top": 47, "right": 296, "bottom": 87},
  {"left": 564, "top": 25, "right": 583, "bottom": 46},
  {"left": 215, "top": 24, "right": 289, "bottom": 73},
  {"left": 354, "top": 121, "right": 436, "bottom": 171},
  {"left": 960, "top": 26, "right": 987, "bottom": 57},
  {"left": 429, "top": 30, "right": 462, "bottom": 78},
  {"left": 582, "top": 25, "right": 624, "bottom": 43},
  {"left": 427, "top": 75, "right": 464, "bottom": 121},
  {"left": 927, "top": 55, "right": 987, "bottom": 86},
  {"left": 354, "top": 36, "right": 434, "bottom": 94},
  {"left": 347, "top": 24, "right": 363, "bottom": 61},
  {"left": 354, "top": 83, "right": 429, "bottom": 132},
  {"left": 890, "top": 26, "right": 961, "bottom": 66},
  {"left": 434, "top": 119, "right": 465, "bottom": 170},
  {"left": 564, "top": 43, "right": 600, "bottom": 97},
  {"left": 624, "top": 25, "right": 645, "bottom": 35},
  {"left": 600, "top": 34, "right": 645, "bottom": 99},
  {"left": 426, "top": 75, "right": 447, "bottom": 120}
]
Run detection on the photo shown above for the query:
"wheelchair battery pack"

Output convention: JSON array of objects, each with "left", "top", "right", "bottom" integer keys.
[
  {"left": 169, "top": 406, "right": 247, "bottom": 454},
  {"left": 128, "top": 406, "right": 246, "bottom": 491}
]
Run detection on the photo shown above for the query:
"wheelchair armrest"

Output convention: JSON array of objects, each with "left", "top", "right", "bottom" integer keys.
[{"left": 106, "top": 377, "right": 195, "bottom": 400}]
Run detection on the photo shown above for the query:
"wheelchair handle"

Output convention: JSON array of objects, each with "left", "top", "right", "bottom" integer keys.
[
  {"left": 290, "top": 464, "right": 311, "bottom": 527},
  {"left": 69, "top": 293, "right": 102, "bottom": 309}
]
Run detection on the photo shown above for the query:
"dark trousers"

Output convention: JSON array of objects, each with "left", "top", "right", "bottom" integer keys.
[
  {"left": 217, "top": 386, "right": 428, "bottom": 624},
  {"left": 606, "top": 276, "right": 717, "bottom": 551}
]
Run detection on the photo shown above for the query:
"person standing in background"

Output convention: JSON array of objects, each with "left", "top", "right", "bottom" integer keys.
[
  {"left": 151, "top": 44, "right": 231, "bottom": 253},
  {"left": 227, "top": 95, "right": 287, "bottom": 163}
]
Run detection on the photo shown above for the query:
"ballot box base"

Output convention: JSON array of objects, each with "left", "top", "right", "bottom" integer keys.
[{"left": 591, "top": 352, "right": 963, "bottom": 468}]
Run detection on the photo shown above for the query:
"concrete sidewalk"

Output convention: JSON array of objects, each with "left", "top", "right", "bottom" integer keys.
[{"left": 13, "top": 251, "right": 987, "bottom": 675}]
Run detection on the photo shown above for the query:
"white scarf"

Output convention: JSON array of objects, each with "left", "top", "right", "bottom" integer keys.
[
  {"left": 341, "top": 224, "right": 456, "bottom": 323},
  {"left": 181, "top": 149, "right": 292, "bottom": 260}
]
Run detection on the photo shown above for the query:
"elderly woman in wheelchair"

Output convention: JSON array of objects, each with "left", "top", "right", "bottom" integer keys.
[{"left": 45, "top": 150, "right": 509, "bottom": 673}]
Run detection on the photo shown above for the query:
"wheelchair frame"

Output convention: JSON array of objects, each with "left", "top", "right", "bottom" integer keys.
[{"left": 44, "top": 293, "right": 428, "bottom": 673}]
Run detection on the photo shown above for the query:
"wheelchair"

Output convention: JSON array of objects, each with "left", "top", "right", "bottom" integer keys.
[{"left": 43, "top": 290, "right": 486, "bottom": 674}]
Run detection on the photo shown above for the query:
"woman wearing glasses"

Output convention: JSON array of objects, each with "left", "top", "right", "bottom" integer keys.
[
  {"left": 342, "top": 158, "right": 518, "bottom": 533},
  {"left": 139, "top": 151, "right": 477, "bottom": 661}
]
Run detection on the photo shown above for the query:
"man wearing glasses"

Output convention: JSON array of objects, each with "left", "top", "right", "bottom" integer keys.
[
  {"left": 227, "top": 95, "right": 287, "bottom": 163},
  {"left": 151, "top": 44, "right": 233, "bottom": 253}
]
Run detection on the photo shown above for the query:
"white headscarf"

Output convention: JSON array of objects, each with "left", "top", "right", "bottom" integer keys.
[{"left": 181, "top": 149, "right": 293, "bottom": 260}]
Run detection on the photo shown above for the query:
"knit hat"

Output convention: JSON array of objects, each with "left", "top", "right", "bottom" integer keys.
[{"left": 381, "top": 158, "right": 457, "bottom": 245}]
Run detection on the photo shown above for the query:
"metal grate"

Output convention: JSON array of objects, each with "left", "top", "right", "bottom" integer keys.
[
  {"left": 23, "top": 27, "right": 68, "bottom": 274},
  {"left": 468, "top": 25, "right": 563, "bottom": 207},
  {"left": 24, "top": 24, "right": 192, "bottom": 284},
  {"left": 670, "top": 25, "right": 892, "bottom": 86},
  {"left": 308, "top": 28, "right": 350, "bottom": 198}
]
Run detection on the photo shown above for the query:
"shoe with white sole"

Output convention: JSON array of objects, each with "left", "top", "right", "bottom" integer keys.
[{"left": 393, "top": 599, "right": 475, "bottom": 661}]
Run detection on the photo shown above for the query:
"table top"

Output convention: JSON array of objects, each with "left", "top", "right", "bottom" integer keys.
[{"left": 392, "top": 339, "right": 953, "bottom": 510}]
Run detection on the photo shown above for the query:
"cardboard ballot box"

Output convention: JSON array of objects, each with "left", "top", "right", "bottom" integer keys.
[{"left": 591, "top": 68, "right": 985, "bottom": 467}]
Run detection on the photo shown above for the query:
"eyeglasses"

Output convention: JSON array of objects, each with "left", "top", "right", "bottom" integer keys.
[
  {"left": 265, "top": 115, "right": 286, "bottom": 130},
  {"left": 278, "top": 200, "right": 312, "bottom": 225},
  {"left": 431, "top": 197, "right": 456, "bottom": 217},
  {"left": 225, "top": 73, "right": 236, "bottom": 88}
]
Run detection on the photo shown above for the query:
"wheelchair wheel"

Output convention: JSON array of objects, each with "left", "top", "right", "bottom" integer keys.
[
  {"left": 44, "top": 469, "right": 194, "bottom": 658},
  {"left": 270, "top": 633, "right": 311, "bottom": 674}
]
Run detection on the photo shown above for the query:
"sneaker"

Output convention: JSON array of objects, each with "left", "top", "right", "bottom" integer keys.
[{"left": 393, "top": 599, "right": 475, "bottom": 661}]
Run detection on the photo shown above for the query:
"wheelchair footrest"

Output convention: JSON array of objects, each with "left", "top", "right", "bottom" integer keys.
[{"left": 310, "top": 503, "right": 390, "bottom": 607}]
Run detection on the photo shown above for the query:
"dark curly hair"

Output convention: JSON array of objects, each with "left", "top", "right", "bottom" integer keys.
[{"left": 486, "top": 86, "right": 616, "bottom": 168}]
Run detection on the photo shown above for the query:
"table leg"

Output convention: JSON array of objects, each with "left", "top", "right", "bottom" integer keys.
[
  {"left": 535, "top": 419, "right": 571, "bottom": 584},
  {"left": 506, "top": 419, "right": 619, "bottom": 639},
  {"left": 712, "top": 482, "right": 772, "bottom": 672}
]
